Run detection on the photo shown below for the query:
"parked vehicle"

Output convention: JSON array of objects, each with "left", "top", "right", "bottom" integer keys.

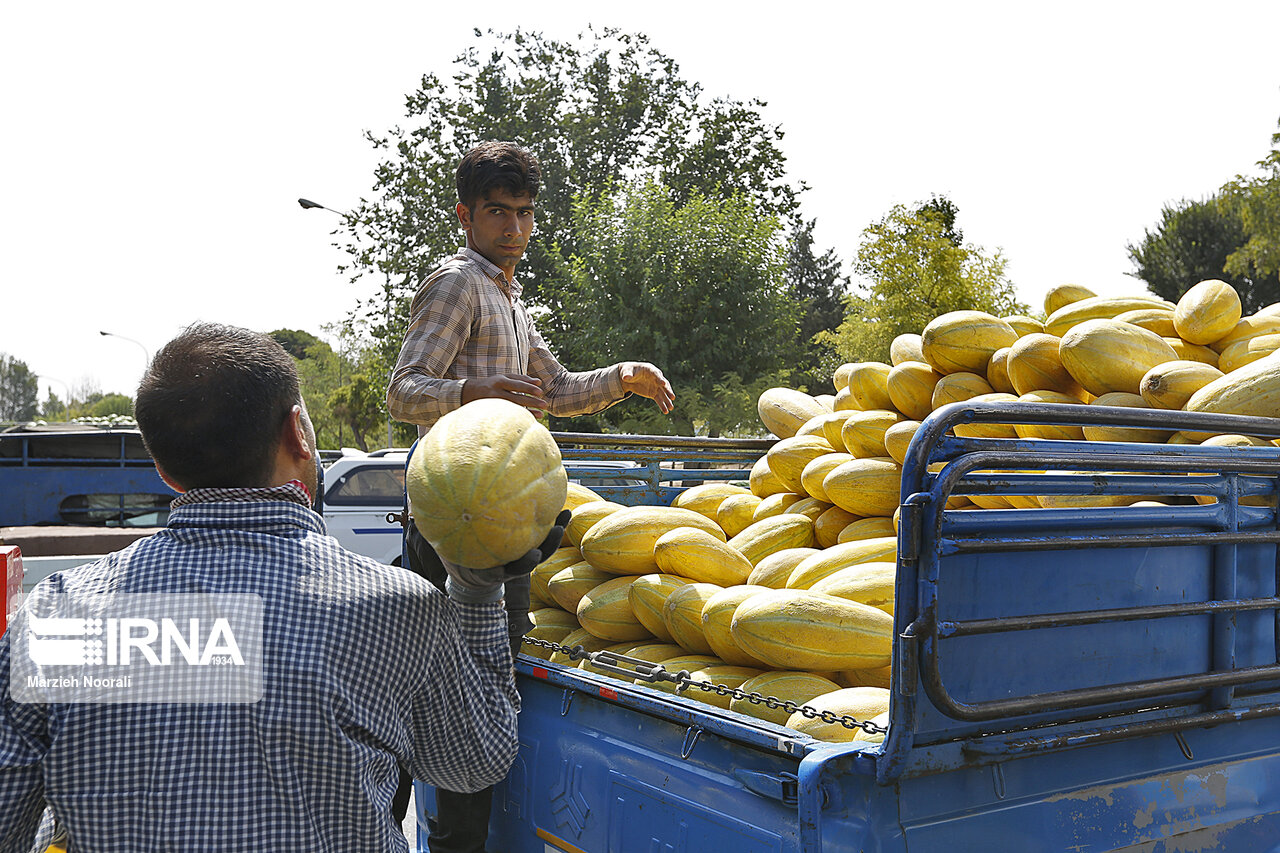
[{"left": 409, "top": 402, "right": 1280, "bottom": 852}]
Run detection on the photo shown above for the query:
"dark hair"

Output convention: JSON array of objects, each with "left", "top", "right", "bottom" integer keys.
[
  {"left": 456, "top": 141, "right": 541, "bottom": 210},
  {"left": 135, "top": 323, "right": 301, "bottom": 489}
]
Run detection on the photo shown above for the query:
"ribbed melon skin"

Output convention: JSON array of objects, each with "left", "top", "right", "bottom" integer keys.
[
  {"left": 1043, "top": 283, "right": 1098, "bottom": 316},
  {"left": 1185, "top": 353, "right": 1280, "bottom": 418},
  {"left": 786, "top": 537, "right": 897, "bottom": 590},
  {"left": 1211, "top": 315, "right": 1280, "bottom": 353},
  {"left": 921, "top": 311, "right": 1019, "bottom": 375},
  {"left": 766, "top": 435, "right": 836, "bottom": 493},
  {"left": 1059, "top": 319, "right": 1179, "bottom": 396},
  {"left": 727, "top": 514, "right": 816, "bottom": 566},
  {"left": 813, "top": 505, "right": 860, "bottom": 548},
  {"left": 407, "top": 398, "right": 567, "bottom": 569},
  {"left": 1140, "top": 361, "right": 1224, "bottom": 411},
  {"left": 889, "top": 334, "right": 926, "bottom": 366},
  {"left": 1174, "top": 279, "right": 1242, "bottom": 345},
  {"left": 931, "top": 372, "right": 995, "bottom": 410},
  {"left": 1003, "top": 315, "right": 1045, "bottom": 337},
  {"left": 1113, "top": 308, "right": 1176, "bottom": 337},
  {"left": 800, "top": 454, "right": 853, "bottom": 502},
  {"left": 654, "top": 527, "right": 753, "bottom": 586},
  {"left": 1082, "top": 393, "right": 1172, "bottom": 443},
  {"left": 672, "top": 483, "right": 751, "bottom": 520},
  {"left": 530, "top": 546, "right": 583, "bottom": 607},
  {"left": 841, "top": 410, "right": 904, "bottom": 459},
  {"left": 748, "top": 455, "right": 790, "bottom": 498},
  {"left": 1007, "top": 333, "right": 1085, "bottom": 399},
  {"left": 986, "top": 347, "right": 1016, "bottom": 393},
  {"left": 576, "top": 576, "right": 651, "bottom": 642},
  {"left": 786, "top": 687, "right": 891, "bottom": 742},
  {"left": 564, "top": 500, "right": 623, "bottom": 547},
  {"left": 661, "top": 583, "right": 724, "bottom": 653},
  {"left": 757, "top": 388, "right": 827, "bottom": 438},
  {"left": 700, "top": 585, "right": 772, "bottom": 668},
  {"left": 808, "top": 562, "right": 896, "bottom": 613},
  {"left": 1217, "top": 333, "right": 1280, "bottom": 374},
  {"left": 847, "top": 362, "right": 896, "bottom": 410},
  {"left": 580, "top": 506, "right": 725, "bottom": 575},
  {"left": 728, "top": 671, "right": 842, "bottom": 724},
  {"left": 688, "top": 666, "right": 767, "bottom": 709},
  {"left": 731, "top": 589, "right": 894, "bottom": 671},
  {"left": 751, "top": 492, "right": 805, "bottom": 523},
  {"left": 836, "top": 517, "right": 897, "bottom": 544},
  {"left": 1045, "top": 295, "right": 1172, "bottom": 337},
  {"left": 716, "top": 494, "right": 763, "bottom": 538},
  {"left": 823, "top": 458, "right": 902, "bottom": 518},
  {"left": 627, "top": 574, "right": 690, "bottom": 643},
  {"left": 887, "top": 361, "right": 944, "bottom": 420},
  {"left": 1164, "top": 338, "right": 1220, "bottom": 366},
  {"left": 746, "top": 547, "right": 821, "bottom": 589},
  {"left": 547, "top": 562, "right": 615, "bottom": 613}
]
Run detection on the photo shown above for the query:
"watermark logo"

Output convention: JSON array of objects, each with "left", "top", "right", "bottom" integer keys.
[{"left": 9, "top": 594, "right": 262, "bottom": 704}]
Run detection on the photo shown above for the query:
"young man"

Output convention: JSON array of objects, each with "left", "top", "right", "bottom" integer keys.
[
  {"left": 0, "top": 323, "right": 556, "bottom": 852},
  {"left": 386, "top": 141, "right": 675, "bottom": 851}
]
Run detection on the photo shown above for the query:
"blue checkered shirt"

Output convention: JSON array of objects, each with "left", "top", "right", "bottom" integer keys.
[{"left": 0, "top": 486, "right": 519, "bottom": 852}]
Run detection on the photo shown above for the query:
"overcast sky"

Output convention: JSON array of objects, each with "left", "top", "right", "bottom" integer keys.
[{"left": 4, "top": 0, "right": 1279, "bottom": 403}]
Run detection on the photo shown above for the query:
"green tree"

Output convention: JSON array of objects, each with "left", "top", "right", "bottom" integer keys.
[
  {"left": 1224, "top": 116, "right": 1280, "bottom": 285},
  {"left": 39, "top": 392, "right": 67, "bottom": 421},
  {"left": 0, "top": 354, "right": 39, "bottom": 421},
  {"left": 789, "top": 218, "right": 850, "bottom": 394},
  {"left": 1127, "top": 195, "right": 1278, "bottom": 313},
  {"left": 547, "top": 179, "right": 800, "bottom": 436},
  {"left": 87, "top": 393, "right": 133, "bottom": 418},
  {"left": 819, "top": 199, "right": 1026, "bottom": 364}
]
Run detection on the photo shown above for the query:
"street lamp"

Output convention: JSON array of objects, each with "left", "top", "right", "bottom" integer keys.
[
  {"left": 299, "top": 197, "right": 396, "bottom": 450},
  {"left": 99, "top": 331, "right": 150, "bottom": 370}
]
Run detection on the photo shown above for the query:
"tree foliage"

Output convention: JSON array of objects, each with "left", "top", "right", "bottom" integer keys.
[
  {"left": 546, "top": 179, "right": 800, "bottom": 436},
  {"left": 0, "top": 355, "right": 39, "bottom": 422},
  {"left": 1223, "top": 116, "right": 1280, "bottom": 285},
  {"left": 1127, "top": 195, "right": 1279, "bottom": 313},
  {"left": 788, "top": 218, "right": 849, "bottom": 394},
  {"left": 819, "top": 200, "right": 1026, "bottom": 364}
]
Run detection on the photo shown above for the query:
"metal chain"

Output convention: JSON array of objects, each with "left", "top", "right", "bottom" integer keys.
[{"left": 521, "top": 637, "right": 888, "bottom": 736}]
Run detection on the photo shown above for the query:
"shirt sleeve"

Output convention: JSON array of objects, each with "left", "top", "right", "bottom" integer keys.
[
  {"left": 0, "top": 634, "right": 49, "bottom": 853},
  {"left": 525, "top": 314, "right": 630, "bottom": 418},
  {"left": 405, "top": 596, "right": 520, "bottom": 793},
  {"left": 387, "top": 269, "right": 474, "bottom": 427}
]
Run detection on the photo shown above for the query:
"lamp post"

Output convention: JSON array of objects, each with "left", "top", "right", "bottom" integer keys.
[
  {"left": 98, "top": 331, "right": 150, "bottom": 370},
  {"left": 299, "top": 197, "right": 396, "bottom": 450}
]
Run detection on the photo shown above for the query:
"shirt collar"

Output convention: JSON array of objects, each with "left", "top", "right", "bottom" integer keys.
[
  {"left": 460, "top": 247, "right": 523, "bottom": 300},
  {"left": 171, "top": 480, "right": 313, "bottom": 510}
]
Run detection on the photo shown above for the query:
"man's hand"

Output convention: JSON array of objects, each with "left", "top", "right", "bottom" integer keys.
[
  {"left": 619, "top": 362, "right": 675, "bottom": 415},
  {"left": 443, "top": 510, "right": 571, "bottom": 603},
  {"left": 461, "top": 373, "right": 548, "bottom": 417}
]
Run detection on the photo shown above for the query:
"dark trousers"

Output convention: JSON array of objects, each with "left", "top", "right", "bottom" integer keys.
[{"left": 396, "top": 519, "right": 523, "bottom": 851}]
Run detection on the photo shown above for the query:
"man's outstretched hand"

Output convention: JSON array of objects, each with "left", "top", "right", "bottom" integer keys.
[
  {"left": 619, "top": 362, "right": 675, "bottom": 415},
  {"left": 443, "top": 510, "right": 571, "bottom": 603}
]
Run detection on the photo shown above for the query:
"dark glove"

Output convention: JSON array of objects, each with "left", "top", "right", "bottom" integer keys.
[{"left": 444, "top": 510, "right": 571, "bottom": 604}]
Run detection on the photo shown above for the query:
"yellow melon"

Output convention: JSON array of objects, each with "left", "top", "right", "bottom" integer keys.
[
  {"left": 1003, "top": 315, "right": 1045, "bottom": 337},
  {"left": 672, "top": 483, "right": 751, "bottom": 521},
  {"left": 786, "top": 537, "right": 898, "bottom": 589},
  {"left": 813, "top": 505, "right": 861, "bottom": 548},
  {"left": 931, "top": 372, "right": 995, "bottom": 411},
  {"left": 887, "top": 361, "right": 944, "bottom": 420},
  {"left": 523, "top": 611, "right": 582, "bottom": 661},
  {"left": 1007, "top": 333, "right": 1086, "bottom": 399},
  {"left": 407, "top": 398, "right": 567, "bottom": 568},
  {"left": 646, "top": 654, "right": 723, "bottom": 694},
  {"left": 1082, "top": 392, "right": 1172, "bottom": 443},
  {"left": 687, "top": 665, "right": 768, "bottom": 709},
  {"left": 576, "top": 576, "right": 652, "bottom": 642},
  {"left": 882, "top": 420, "right": 923, "bottom": 464},
  {"left": 1211, "top": 314, "right": 1280, "bottom": 353},
  {"left": 846, "top": 362, "right": 896, "bottom": 411},
  {"left": 808, "top": 561, "right": 896, "bottom": 613},
  {"left": 1217, "top": 333, "right": 1280, "bottom": 374},
  {"left": 1139, "top": 361, "right": 1225, "bottom": 410},
  {"left": 818, "top": 411, "right": 857, "bottom": 451},
  {"left": 986, "top": 347, "right": 1016, "bottom": 394},
  {"left": 1113, "top": 307, "right": 1177, "bottom": 337},
  {"left": 832, "top": 386, "right": 860, "bottom": 412},
  {"left": 752, "top": 491, "right": 805, "bottom": 522},
  {"left": 890, "top": 333, "right": 926, "bottom": 366},
  {"left": 716, "top": 493, "right": 764, "bottom": 538},
  {"left": 564, "top": 500, "right": 625, "bottom": 547},
  {"left": 832, "top": 362, "right": 857, "bottom": 391},
  {"left": 786, "top": 687, "right": 891, "bottom": 742},
  {"left": 749, "top": 455, "right": 791, "bottom": 498},
  {"left": 758, "top": 388, "right": 828, "bottom": 438},
  {"left": 700, "top": 585, "right": 773, "bottom": 668},
  {"left": 564, "top": 482, "right": 605, "bottom": 512},
  {"left": 1045, "top": 295, "right": 1174, "bottom": 337},
  {"left": 838, "top": 666, "right": 893, "bottom": 690},
  {"left": 661, "top": 582, "right": 724, "bottom": 654},
  {"left": 784, "top": 497, "right": 834, "bottom": 523},
  {"left": 728, "top": 514, "right": 816, "bottom": 566},
  {"left": 1163, "top": 338, "right": 1220, "bottom": 366},
  {"left": 1059, "top": 319, "right": 1179, "bottom": 396},
  {"left": 1174, "top": 279, "right": 1242, "bottom": 345},
  {"left": 1185, "top": 354, "right": 1280, "bottom": 419},
  {"left": 951, "top": 392, "right": 1020, "bottom": 439},
  {"left": 729, "top": 671, "right": 843, "bottom": 725},
  {"left": 531, "top": 546, "right": 585, "bottom": 607},
  {"left": 823, "top": 457, "right": 903, "bottom": 518},
  {"left": 654, "top": 527, "right": 753, "bottom": 586},
  {"left": 548, "top": 628, "right": 613, "bottom": 666},
  {"left": 548, "top": 562, "right": 616, "bottom": 612},
  {"left": 800, "top": 411, "right": 855, "bottom": 449},
  {"left": 766, "top": 434, "right": 837, "bottom": 494},
  {"left": 840, "top": 410, "right": 905, "bottom": 459},
  {"left": 837, "top": 517, "right": 897, "bottom": 544},
  {"left": 921, "top": 311, "right": 1019, "bottom": 375},
  {"left": 1043, "top": 283, "right": 1098, "bottom": 316},
  {"left": 627, "top": 573, "right": 690, "bottom": 643},
  {"left": 800, "top": 453, "right": 854, "bottom": 502},
  {"left": 746, "top": 547, "right": 821, "bottom": 589},
  {"left": 731, "top": 589, "right": 894, "bottom": 671},
  {"left": 580, "top": 505, "right": 726, "bottom": 575}
]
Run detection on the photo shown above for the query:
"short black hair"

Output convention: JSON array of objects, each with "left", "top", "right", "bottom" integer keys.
[
  {"left": 135, "top": 323, "right": 301, "bottom": 489},
  {"left": 456, "top": 141, "right": 541, "bottom": 210}
]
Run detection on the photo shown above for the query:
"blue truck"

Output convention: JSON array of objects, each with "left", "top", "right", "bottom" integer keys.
[{"left": 411, "top": 401, "right": 1280, "bottom": 852}]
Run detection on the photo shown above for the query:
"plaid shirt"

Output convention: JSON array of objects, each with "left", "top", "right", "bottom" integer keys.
[
  {"left": 0, "top": 485, "right": 518, "bottom": 852},
  {"left": 387, "top": 247, "right": 627, "bottom": 433}
]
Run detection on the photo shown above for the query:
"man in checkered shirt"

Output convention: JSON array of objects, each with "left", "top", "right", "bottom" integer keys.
[
  {"left": 386, "top": 141, "right": 676, "bottom": 851},
  {"left": 0, "top": 323, "right": 560, "bottom": 851}
]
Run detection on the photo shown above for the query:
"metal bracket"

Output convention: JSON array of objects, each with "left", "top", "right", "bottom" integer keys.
[
  {"left": 680, "top": 726, "right": 703, "bottom": 760},
  {"left": 734, "top": 769, "right": 799, "bottom": 806},
  {"left": 560, "top": 689, "right": 575, "bottom": 717}
]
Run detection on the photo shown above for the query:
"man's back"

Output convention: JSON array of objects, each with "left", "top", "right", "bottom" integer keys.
[{"left": 0, "top": 490, "right": 518, "bottom": 852}]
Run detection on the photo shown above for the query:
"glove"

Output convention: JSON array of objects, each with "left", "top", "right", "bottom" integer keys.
[{"left": 444, "top": 509, "right": 571, "bottom": 604}]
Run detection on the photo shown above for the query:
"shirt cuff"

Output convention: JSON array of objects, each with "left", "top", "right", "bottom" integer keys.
[{"left": 608, "top": 364, "right": 630, "bottom": 402}]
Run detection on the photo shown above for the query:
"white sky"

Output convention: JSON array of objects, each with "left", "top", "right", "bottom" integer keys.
[{"left": 4, "top": 0, "right": 1279, "bottom": 403}]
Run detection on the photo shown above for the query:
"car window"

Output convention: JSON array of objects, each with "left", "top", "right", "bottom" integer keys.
[{"left": 326, "top": 466, "right": 406, "bottom": 506}]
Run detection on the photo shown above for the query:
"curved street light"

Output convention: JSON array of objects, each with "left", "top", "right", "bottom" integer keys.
[{"left": 99, "top": 331, "right": 150, "bottom": 370}]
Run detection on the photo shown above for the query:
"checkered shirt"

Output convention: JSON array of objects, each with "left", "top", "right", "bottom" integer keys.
[
  {"left": 0, "top": 487, "right": 518, "bottom": 852},
  {"left": 387, "top": 247, "right": 628, "bottom": 433}
]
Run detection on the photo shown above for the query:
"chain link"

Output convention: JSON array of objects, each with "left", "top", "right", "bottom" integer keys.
[{"left": 521, "top": 637, "right": 888, "bottom": 736}]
